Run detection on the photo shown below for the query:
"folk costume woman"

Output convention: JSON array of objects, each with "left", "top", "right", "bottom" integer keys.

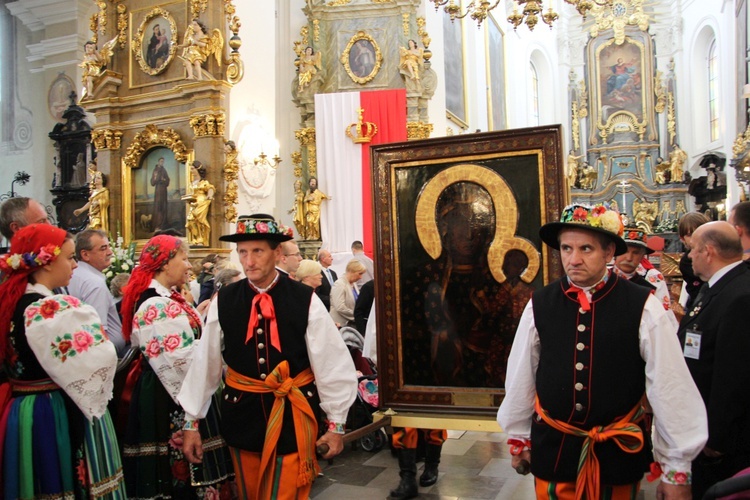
[
  {"left": 119, "top": 234, "right": 234, "bottom": 498},
  {"left": 0, "top": 223, "right": 125, "bottom": 499}
]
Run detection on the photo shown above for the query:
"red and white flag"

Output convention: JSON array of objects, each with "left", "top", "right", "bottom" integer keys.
[{"left": 315, "top": 89, "right": 406, "bottom": 257}]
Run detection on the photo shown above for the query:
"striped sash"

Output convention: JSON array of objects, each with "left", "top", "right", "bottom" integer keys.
[
  {"left": 534, "top": 395, "right": 644, "bottom": 500},
  {"left": 225, "top": 362, "right": 318, "bottom": 499}
]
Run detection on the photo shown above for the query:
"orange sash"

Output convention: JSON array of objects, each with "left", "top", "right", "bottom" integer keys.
[
  {"left": 225, "top": 362, "right": 318, "bottom": 499},
  {"left": 534, "top": 395, "right": 644, "bottom": 500}
]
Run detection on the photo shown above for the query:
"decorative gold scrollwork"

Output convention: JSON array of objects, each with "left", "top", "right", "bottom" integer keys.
[
  {"left": 123, "top": 124, "right": 188, "bottom": 170},
  {"left": 223, "top": 140, "right": 239, "bottom": 223},
  {"left": 116, "top": 4, "right": 127, "bottom": 48},
  {"left": 406, "top": 122, "right": 433, "bottom": 141},
  {"left": 223, "top": 0, "right": 243, "bottom": 84},
  {"left": 189, "top": 113, "right": 226, "bottom": 137},
  {"left": 190, "top": 0, "right": 208, "bottom": 19},
  {"left": 597, "top": 111, "right": 647, "bottom": 144},
  {"left": 91, "top": 129, "right": 123, "bottom": 150}
]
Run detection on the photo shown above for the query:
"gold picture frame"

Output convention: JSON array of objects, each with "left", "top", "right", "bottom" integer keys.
[
  {"left": 131, "top": 6, "right": 179, "bottom": 76},
  {"left": 121, "top": 124, "right": 192, "bottom": 246},
  {"left": 340, "top": 31, "right": 383, "bottom": 85},
  {"left": 370, "top": 126, "right": 566, "bottom": 416}
]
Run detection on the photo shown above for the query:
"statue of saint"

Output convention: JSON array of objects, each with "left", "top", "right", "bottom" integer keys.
[
  {"left": 185, "top": 161, "right": 215, "bottom": 247},
  {"left": 72, "top": 153, "right": 88, "bottom": 187},
  {"left": 288, "top": 179, "right": 306, "bottom": 239},
  {"left": 303, "top": 176, "right": 330, "bottom": 241},
  {"left": 669, "top": 144, "right": 687, "bottom": 183},
  {"left": 567, "top": 150, "right": 583, "bottom": 188},
  {"left": 73, "top": 172, "right": 109, "bottom": 232}
]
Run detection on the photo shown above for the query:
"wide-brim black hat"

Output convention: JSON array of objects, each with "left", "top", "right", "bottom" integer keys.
[
  {"left": 539, "top": 203, "right": 628, "bottom": 256},
  {"left": 219, "top": 214, "right": 294, "bottom": 243},
  {"left": 622, "top": 227, "right": 655, "bottom": 254}
]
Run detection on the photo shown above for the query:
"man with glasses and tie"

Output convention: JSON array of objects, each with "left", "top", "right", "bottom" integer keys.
[{"left": 316, "top": 248, "right": 338, "bottom": 310}]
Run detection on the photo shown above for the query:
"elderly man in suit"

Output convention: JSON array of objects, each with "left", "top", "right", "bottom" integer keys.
[
  {"left": 316, "top": 248, "right": 337, "bottom": 310},
  {"left": 678, "top": 221, "right": 750, "bottom": 498}
]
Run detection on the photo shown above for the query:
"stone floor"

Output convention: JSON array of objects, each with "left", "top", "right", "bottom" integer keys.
[{"left": 310, "top": 430, "right": 660, "bottom": 499}]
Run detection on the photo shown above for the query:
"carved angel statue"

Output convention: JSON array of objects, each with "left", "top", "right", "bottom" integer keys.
[
  {"left": 399, "top": 39, "right": 424, "bottom": 81},
  {"left": 298, "top": 46, "right": 322, "bottom": 93},
  {"left": 654, "top": 156, "right": 670, "bottom": 184},
  {"left": 79, "top": 37, "right": 117, "bottom": 100},
  {"left": 178, "top": 18, "right": 223, "bottom": 80},
  {"left": 632, "top": 199, "right": 658, "bottom": 234},
  {"left": 579, "top": 162, "right": 598, "bottom": 190}
]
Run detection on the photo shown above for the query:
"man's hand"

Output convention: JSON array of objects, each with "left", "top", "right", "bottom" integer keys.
[
  {"left": 182, "top": 430, "right": 204, "bottom": 464},
  {"left": 511, "top": 449, "right": 531, "bottom": 475},
  {"left": 316, "top": 431, "right": 344, "bottom": 460},
  {"left": 656, "top": 482, "right": 691, "bottom": 500}
]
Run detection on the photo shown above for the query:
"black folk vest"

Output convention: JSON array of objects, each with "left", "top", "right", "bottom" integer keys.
[
  {"left": 217, "top": 276, "right": 318, "bottom": 453},
  {"left": 531, "top": 274, "right": 651, "bottom": 484}
]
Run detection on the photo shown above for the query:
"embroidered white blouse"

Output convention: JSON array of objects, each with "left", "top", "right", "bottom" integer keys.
[
  {"left": 130, "top": 279, "right": 202, "bottom": 404},
  {"left": 23, "top": 283, "right": 118, "bottom": 421}
]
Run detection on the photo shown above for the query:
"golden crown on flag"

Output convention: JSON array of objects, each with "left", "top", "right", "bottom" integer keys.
[{"left": 345, "top": 107, "right": 378, "bottom": 144}]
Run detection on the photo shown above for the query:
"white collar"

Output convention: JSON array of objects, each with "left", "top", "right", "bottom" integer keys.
[{"left": 26, "top": 282, "right": 54, "bottom": 296}]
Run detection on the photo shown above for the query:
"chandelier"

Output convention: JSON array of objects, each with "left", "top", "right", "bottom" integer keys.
[{"left": 428, "top": 0, "right": 614, "bottom": 30}]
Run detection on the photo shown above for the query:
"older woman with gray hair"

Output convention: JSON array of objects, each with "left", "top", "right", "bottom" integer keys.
[{"left": 330, "top": 259, "right": 366, "bottom": 328}]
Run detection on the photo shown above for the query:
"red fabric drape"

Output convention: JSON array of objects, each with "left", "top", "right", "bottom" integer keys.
[{"left": 359, "top": 90, "right": 407, "bottom": 258}]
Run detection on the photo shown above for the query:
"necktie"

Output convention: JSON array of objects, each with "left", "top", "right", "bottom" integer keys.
[
  {"left": 352, "top": 285, "right": 359, "bottom": 301},
  {"left": 693, "top": 283, "right": 709, "bottom": 307},
  {"left": 326, "top": 268, "right": 334, "bottom": 286}
]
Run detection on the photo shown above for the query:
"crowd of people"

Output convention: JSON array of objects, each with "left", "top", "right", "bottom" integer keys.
[{"left": 1, "top": 195, "right": 750, "bottom": 499}]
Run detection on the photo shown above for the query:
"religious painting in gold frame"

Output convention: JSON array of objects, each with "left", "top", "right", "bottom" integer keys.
[
  {"left": 370, "top": 126, "right": 566, "bottom": 416},
  {"left": 132, "top": 7, "right": 179, "bottom": 76},
  {"left": 121, "top": 125, "right": 192, "bottom": 245},
  {"left": 340, "top": 31, "right": 383, "bottom": 85},
  {"left": 587, "top": 28, "right": 657, "bottom": 145}
]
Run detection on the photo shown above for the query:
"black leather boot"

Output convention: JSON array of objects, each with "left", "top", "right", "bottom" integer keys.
[
  {"left": 419, "top": 443, "right": 442, "bottom": 486},
  {"left": 389, "top": 448, "right": 418, "bottom": 499}
]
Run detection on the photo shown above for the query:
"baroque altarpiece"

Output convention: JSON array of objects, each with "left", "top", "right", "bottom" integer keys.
[
  {"left": 566, "top": 5, "right": 692, "bottom": 239},
  {"left": 289, "top": 0, "right": 437, "bottom": 254},
  {"left": 78, "top": 0, "right": 244, "bottom": 252}
]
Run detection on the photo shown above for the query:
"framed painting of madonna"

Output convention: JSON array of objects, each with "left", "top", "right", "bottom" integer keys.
[{"left": 370, "top": 126, "right": 566, "bottom": 416}]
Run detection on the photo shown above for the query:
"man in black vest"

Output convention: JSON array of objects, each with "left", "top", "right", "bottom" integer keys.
[
  {"left": 677, "top": 221, "right": 750, "bottom": 498},
  {"left": 178, "top": 214, "right": 358, "bottom": 499},
  {"left": 498, "top": 203, "right": 706, "bottom": 500}
]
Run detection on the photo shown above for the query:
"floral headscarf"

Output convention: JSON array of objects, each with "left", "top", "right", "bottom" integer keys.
[
  {"left": 120, "top": 235, "right": 183, "bottom": 340},
  {"left": 0, "top": 223, "right": 68, "bottom": 361}
]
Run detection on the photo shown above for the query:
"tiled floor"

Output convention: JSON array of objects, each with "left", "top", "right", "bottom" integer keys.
[{"left": 311, "top": 430, "right": 660, "bottom": 499}]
